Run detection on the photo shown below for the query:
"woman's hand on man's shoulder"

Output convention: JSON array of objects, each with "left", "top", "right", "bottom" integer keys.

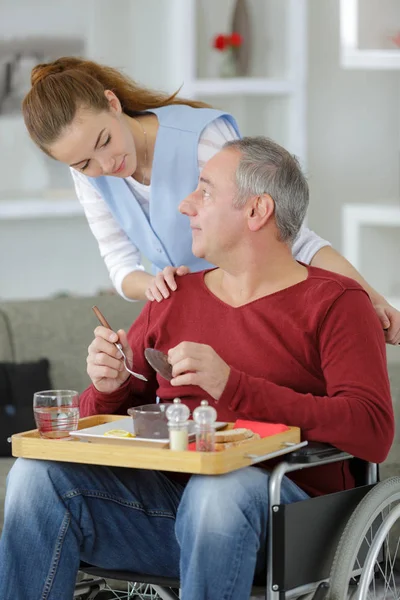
[{"left": 146, "top": 265, "right": 190, "bottom": 302}]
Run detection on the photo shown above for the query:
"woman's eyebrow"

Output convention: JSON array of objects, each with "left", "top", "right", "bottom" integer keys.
[{"left": 70, "top": 128, "right": 106, "bottom": 167}]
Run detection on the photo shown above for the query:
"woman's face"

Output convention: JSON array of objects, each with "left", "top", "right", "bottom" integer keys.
[{"left": 49, "top": 91, "right": 137, "bottom": 178}]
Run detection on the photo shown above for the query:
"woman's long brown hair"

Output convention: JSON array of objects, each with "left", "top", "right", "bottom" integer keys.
[{"left": 22, "top": 56, "right": 211, "bottom": 155}]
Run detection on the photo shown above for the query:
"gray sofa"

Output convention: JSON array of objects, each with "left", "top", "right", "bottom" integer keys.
[
  {"left": 0, "top": 294, "right": 145, "bottom": 393},
  {"left": 0, "top": 293, "right": 145, "bottom": 533}
]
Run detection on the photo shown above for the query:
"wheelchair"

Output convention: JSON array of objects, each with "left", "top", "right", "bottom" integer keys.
[{"left": 75, "top": 443, "right": 400, "bottom": 600}]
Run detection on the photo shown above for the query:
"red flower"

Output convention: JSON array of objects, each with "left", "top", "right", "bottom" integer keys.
[
  {"left": 390, "top": 32, "right": 400, "bottom": 47},
  {"left": 213, "top": 32, "right": 243, "bottom": 52},
  {"left": 213, "top": 34, "right": 227, "bottom": 51},
  {"left": 230, "top": 32, "right": 243, "bottom": 47}
]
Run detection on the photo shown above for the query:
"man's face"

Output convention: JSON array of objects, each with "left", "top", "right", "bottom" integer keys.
[{"left": 179, "top": 148, "right": 248, "bottom": 264}]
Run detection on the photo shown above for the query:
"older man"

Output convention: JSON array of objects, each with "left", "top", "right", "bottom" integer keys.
[{"left": 0, "top": 138, "right": 394, "bottom": 600}]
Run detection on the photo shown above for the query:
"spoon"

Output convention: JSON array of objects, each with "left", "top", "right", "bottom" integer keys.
[
  {"left": 144, "top": 348, "right": 173, "bottom": 381},
  {"left": 92, "top": 305, "right": 148, "bottom": 382}
]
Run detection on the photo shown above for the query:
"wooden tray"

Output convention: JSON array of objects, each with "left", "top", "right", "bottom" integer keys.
[{"left": 11, "top": 415, "right": 303, "bottom": 475}]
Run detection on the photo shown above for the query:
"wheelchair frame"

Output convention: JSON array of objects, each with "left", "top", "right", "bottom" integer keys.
[
  {"left": 77, "top": 445, "right": 400, "bottom": 600},
  {"left": 266, "top": 447, "right": 377, "bottom": 600}
]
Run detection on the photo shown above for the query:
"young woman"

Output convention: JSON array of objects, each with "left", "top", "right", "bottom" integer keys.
[{"left": 22, "top": 57, "right": 399, "bottom": 344}]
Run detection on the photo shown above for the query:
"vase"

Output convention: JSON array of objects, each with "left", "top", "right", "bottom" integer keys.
[
  {"left": 231, "top": 0, "right": 251, "bottom": 76},
  {"left": 219, "top": 49, "right": 238, "bottom": 78}
]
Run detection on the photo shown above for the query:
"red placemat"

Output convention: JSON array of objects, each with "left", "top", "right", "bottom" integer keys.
[
  {"left": 234, "top": 419, "right": 289, "bottom": 438},
  {"left": 188, "top": 420, "right": 289, "bottom": 450}
]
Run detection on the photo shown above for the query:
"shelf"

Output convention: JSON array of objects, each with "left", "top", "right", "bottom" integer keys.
[
  {"left": 184, "top": 77, "right": 294, "bottom": 97},
  {"left": 342, "top": 204, "right": 400, "bottom": 304},
  {"left": 340, "top": 0, "right": 400, "bottom": 70},
  {"left": 341, "top": 50, "right": 400, "bottom": 70},
  {"left": 343, "top": 204, "right": 400, "bottom": 266},
  {"left": 343, "top": 204, "right": 400, "bottom": 227},
  {"left": 0, "top": 198, "right": 84, "bottom": 220}
]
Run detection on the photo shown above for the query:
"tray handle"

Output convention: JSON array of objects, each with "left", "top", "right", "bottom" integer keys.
[{"left": 244, "top": 441, "right": 308, "bottom": 465}]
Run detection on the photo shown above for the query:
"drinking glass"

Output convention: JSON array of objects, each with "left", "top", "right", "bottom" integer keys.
[{"left": 33, "top": 390, "right": 80, "bottom": 439}]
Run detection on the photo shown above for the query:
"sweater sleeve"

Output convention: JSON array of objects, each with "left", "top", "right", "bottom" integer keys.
[
  {"left": 292, "top": 224, "right": 331, "bottom": 264},
  {"left": 70, "top": 168, "right": 145, "bottom": 300},
  {"left": 79, "top": 302, "right": 158, "bottom": 416},
  {"left": 220, "top": 289, "right": 394, "bottom": 463}
]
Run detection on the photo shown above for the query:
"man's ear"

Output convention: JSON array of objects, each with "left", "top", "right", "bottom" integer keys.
[
  {"left": 104, "top": 90, "right": 122, "bottom": 115},
  {"left": 247, "top": 194, "right": 274, "bottom": 232}
]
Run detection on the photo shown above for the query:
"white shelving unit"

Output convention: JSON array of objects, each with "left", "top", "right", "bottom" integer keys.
[
  {"left": 339, "top": 0, "right": 400, "bottom": 313},
  {"left": 0, "top": 198, "right": 83, "bottom": 220},
  {"left": 173, "top": 0, "right": 308, "bottom": 167},
  {"left": 342, "top": 204, "right": 400, "bottom": 310},
  {"left": 186, "top": 77, "right": 295, "bottom": 97},
  {"left": 340, "top": 0, "right": 400, "bottom": 70}
]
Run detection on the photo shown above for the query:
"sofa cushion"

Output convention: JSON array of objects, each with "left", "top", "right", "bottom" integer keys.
[
  {"left": 0, "top": 295, "right": 145, "bottom": 393},
  {"left": 0, "top": 310, "right": 13, "bottom": 361},
  {"left": 0, "top": 358, "right": 52, "bottom": 455}
]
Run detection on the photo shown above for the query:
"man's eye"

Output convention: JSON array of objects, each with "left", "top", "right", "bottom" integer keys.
[
  {"left": 202, "top": 189, "right": 210, "bottom": 197},
  {"left": 80, "top": 161, "right": 90, "bottom": 171}
]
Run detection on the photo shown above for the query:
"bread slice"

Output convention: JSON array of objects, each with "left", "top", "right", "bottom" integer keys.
[
  {"left": 214, "top": 428, "right": 255, "bottom": 443},
  {"left": 214, "top": 432, "right": 260, "bottom": 452}
]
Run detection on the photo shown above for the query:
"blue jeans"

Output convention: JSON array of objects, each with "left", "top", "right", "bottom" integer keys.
[{"left": 0, "top": 458, "right": 308, "bottom": 600}]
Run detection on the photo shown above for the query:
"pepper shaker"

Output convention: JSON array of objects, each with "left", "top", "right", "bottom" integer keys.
[
  {"left": 166, "top": 398, "right": 190, "bottom": 451},
  {"left": 193, "top": 400, "right": 217, "bottom": 452}
]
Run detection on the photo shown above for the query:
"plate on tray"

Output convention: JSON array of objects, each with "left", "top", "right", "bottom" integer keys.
[{"left": 70, "top": 417, "right": 228, "bottom": 447}]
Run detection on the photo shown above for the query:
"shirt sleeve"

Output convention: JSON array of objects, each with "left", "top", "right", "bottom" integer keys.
[
  {"left": 218, "top": 288, "right": 394, "bottom": 464},
  {"left": 197, "top": 116, "right": 240, "bottom": 169},
  {"left": 70, "top": 168, "right": 145, "bottom": 301},
  {"left": 292, "top": 224, "right": 332, "bottom": 264}
]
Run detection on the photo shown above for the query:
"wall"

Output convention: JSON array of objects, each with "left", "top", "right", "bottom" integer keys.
[
  {"left": 307, "top": 0, "right": 400, "bottom": 363},
  {"left": 307, "top": 0, "right": 400, "bottom": 251}
]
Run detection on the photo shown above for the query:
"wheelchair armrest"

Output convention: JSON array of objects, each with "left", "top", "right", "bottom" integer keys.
[{"left": 286, "top": 442, "right": 352, "bottom": 465}]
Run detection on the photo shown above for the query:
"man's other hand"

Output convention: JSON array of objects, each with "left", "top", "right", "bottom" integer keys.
[{"left": 168, "top": 341, "right": 230, "bottom": 401}]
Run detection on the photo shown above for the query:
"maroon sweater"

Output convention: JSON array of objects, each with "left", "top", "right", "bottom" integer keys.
[{"left": 80, "top": 266, "right": 394, "bottom": 497}]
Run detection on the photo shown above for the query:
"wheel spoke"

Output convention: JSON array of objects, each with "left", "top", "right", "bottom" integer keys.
[{"left": 328, "top": 480, "right": 400, "bottom": 600}]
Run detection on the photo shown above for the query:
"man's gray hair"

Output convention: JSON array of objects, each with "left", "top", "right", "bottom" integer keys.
[{"left": 224, "top": 137, "right": 309, "bottom": 244}]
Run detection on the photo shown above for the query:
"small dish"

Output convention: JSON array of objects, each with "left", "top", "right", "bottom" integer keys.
[{"left": 128, "top": 403, "right": 170, "bottom": 438}]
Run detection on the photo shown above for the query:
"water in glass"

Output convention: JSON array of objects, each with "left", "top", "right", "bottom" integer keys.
[{"left": 33, "top": 390, "right": 79, "bottom": 439}]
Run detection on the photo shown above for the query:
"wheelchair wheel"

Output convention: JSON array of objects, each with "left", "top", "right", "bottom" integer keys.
[{"left": 329, "top": 476, "right": 400, "bottom": 600}]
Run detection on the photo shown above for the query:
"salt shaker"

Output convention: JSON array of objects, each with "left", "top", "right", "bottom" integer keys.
[
  {"left": 166, "top": 398, "right": 190, "bottom": 451},
  {"left": 193, "top": 400, "right": 217, "bottom": 452}
]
